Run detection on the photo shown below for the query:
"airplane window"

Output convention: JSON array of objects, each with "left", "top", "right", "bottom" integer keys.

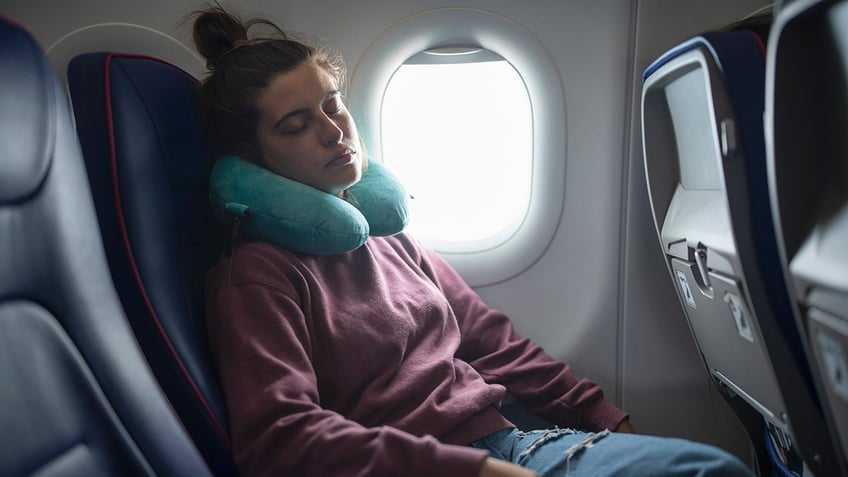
[
  {"left": 349, "top": 8, "right": 565, "bottom": 285},
  {"left": 381, "top": 48, "right": 532, "bottom": 247}
]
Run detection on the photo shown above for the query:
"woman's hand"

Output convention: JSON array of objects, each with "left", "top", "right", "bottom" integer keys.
[
  {"left": 478, "top": 457, "right": 539, "bottom": 477},
  {"left": 614, "top": 419, "right": 636, "bottom": 434}
]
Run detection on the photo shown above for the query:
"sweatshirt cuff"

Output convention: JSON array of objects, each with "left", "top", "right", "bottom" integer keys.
[{"left": 583, "top": 398, "right": 629, "bottom": 432}]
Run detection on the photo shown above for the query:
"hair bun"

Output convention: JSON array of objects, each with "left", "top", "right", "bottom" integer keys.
[{"left": 190, "top": 6, "right": 249, "bottom": 69}]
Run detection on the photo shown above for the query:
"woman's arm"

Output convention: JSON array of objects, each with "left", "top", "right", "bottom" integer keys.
[{"left": 415, "top": 242, "right": 629, "bottom": 432}]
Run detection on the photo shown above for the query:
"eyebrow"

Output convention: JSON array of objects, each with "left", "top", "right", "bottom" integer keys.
[{"left": 273, "top": 90, "right": 341, "bottom": 130}]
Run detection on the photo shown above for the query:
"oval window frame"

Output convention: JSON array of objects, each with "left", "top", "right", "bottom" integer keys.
[{"left": 350, "top": 8, "right": 566, "bottom": 286}]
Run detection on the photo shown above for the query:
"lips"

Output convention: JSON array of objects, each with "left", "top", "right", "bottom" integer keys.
[{"left": 324, "top": 149, "right": 356, "bottom": 168}]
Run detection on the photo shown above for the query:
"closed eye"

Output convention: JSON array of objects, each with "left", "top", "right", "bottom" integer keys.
[
  {"left": 275, "top": 91, "right": 344, "bottom": 134},
  {"left": 280, "top": 119, "right": 310, "bottom": 135},
  {"left": 323, "top": 93, "right": 346, "bottom": 115}
]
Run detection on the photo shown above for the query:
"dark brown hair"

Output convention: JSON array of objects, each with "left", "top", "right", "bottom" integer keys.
[{"left": 188, "top": 4, "right": 346, "bottom": 159}]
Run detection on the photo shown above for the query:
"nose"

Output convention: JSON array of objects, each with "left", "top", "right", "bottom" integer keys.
[{"left": 320, "top": 113, "right": 343, "bottom": 146}]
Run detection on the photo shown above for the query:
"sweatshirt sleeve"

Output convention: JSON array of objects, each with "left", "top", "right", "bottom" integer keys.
[
  {"left": 416, "top": 244, "right": 628, "bottom": 432},
  {"left": 205, "top": 256, "right": 489, "bottom": 477}
]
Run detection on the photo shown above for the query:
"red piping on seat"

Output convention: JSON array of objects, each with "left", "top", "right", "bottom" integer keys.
[{"left": 103, "top": 52, "right": 231, "bottom": 449}]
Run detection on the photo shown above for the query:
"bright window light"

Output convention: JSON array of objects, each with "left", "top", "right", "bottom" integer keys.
[{"left": 381, "top": 48, "right": 533, "bottom": 249}]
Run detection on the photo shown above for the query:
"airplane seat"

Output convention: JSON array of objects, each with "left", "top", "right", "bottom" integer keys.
[
  {"left": 0, "top": 15, "right": 212, "bottom": 476},
  {"left": 641, "top": 29, "right": 840, "bottom": 476},
  {"left": 65, "top": 52, "right": 236, "bottom": 476},
  {"left": 766, "top": 0, "right": 848, "bottom": 474}
]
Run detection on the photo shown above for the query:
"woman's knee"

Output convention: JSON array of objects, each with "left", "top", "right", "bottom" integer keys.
[
  {"left": 556, "top": 433, "right": 754, "bottom": 477},
  {"left": 640, "top": 436, "right": 754, "bottom": 477}
]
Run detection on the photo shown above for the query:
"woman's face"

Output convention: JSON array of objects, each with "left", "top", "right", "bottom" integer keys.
[{"left": 252, "top": 61, "right": 362, "bottom": 197}]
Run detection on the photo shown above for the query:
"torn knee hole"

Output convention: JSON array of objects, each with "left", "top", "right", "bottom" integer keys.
[{"left": 564, "top": 429, "right": 611, "bottom": 461}]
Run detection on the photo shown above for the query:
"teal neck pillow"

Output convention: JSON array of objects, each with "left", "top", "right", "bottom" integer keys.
[{"left": 209, "top": 154, "right": 410, "bottom": 255}]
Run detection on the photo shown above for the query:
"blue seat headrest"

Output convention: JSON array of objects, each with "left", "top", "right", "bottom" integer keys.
[{"left": 0, "top": 18, "right": 51, "bottom": 203}]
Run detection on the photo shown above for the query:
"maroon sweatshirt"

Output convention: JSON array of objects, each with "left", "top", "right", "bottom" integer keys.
[{"left": 204, "top": 233, "right": 627, "bottom": 477}]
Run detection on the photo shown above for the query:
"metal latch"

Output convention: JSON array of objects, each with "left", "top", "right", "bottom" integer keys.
[{"left": 694, "top": 242, "right": 712, "bottom": 292}]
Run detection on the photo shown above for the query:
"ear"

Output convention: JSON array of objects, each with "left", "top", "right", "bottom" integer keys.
[{"left": 208, "top": 155, "right": 409, "bottom": 255}]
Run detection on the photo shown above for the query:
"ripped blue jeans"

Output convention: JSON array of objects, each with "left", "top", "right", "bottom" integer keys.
[{"left": 471, "top": 427, "right": 754, "bottom": 477}]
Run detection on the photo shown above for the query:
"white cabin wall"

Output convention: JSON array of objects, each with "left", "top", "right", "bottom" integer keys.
[{"left": 458, "top": 0, "right": 634, "bottom": 416}]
